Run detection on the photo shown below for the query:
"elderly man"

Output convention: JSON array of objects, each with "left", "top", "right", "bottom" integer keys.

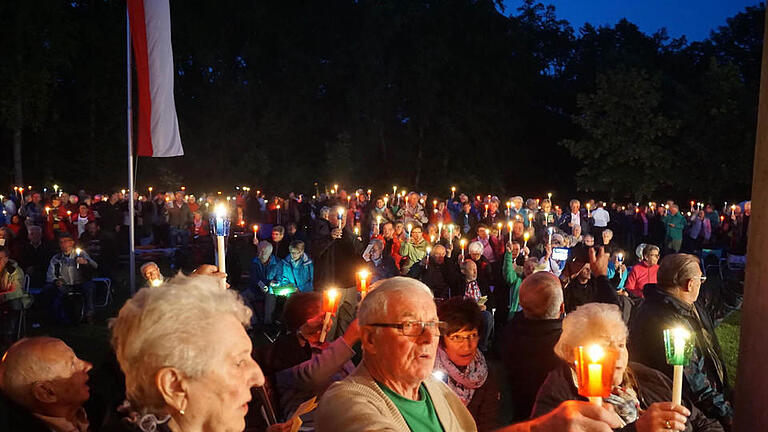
[
  {"left": 558, "top": 199, "right": 591, "bottom": 235},
  {"left": 407, "top": 244, "right": 462, "bottom": 299},
  {"left": 630, "top": 253, "right": 736, "bottom": 430},
  {"left": 316, "top": 277, "right": 622, "bottom": 432},
  {"left": 45, "top": 233, "right": 98, "bottom": 323},
  {"left": 0, "top": 337, "right": 92, "bottom": 432},
  {"left": 364, "top": 238, "right": 397, "bottom": 282},
  {"left": 139, "top": 261, "right": 164, "bottom": 286}
]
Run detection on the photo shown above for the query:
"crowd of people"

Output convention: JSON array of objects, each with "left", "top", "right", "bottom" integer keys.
[{"left": 0, "top": 184, "right": 748, "bottom": 432}]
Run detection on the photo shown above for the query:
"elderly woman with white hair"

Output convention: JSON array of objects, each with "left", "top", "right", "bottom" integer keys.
[
  {"left": 532, "top": 303, "right": 723, "bottom": 432},
  {"left": 109, "top": 274, "right": 290, "bottom": 432}
]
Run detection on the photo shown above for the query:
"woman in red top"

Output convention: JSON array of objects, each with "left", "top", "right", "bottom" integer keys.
[{"left": 624, "top": 244, "right": 660, "bottom": 298}]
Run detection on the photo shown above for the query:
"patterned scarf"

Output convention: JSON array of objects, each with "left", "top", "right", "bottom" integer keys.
[
  {"left": 464, "top": 280, "right": 481, "bottom": 301},
  {"left": 434, "top": 346, "right": 488, "bottom": 405}
]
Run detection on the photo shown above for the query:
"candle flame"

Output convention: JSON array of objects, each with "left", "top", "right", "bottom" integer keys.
[
  {"left": 215, "top": 204, "right": 228, "bottom": 218},
  {"left": 508, "top": 221, "right": 514, "bottom": 229},
  {"left": 253, "top": 225, "right": 259, "bottom": 232},
  {"left": 151, "top": 279, "right": 163, "bottom": 287},
  {"left": 523, "top": 232, "right": 530, "bottom": 241},
  {"left": 326, "top": 288, "right": 338, "bottom": 301},
  {"left": 586, "top": 344, "right": 605, "bottom": 363},
  {"left": 358, "top": 269, "right": 370, "bottom": 279},
  {"left": 670, "top": 327, "right": 691, "bottom": 341},
  {"left": 75, "top": 248, "right": 82, "bottom": 255}
]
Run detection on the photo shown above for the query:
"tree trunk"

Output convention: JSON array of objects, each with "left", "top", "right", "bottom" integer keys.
[
  {"left": 735, "top": 5, "right": 768, "bottom": 430},
  {"left": 13, "top": 99, "right": 23, "bottom": 186}
]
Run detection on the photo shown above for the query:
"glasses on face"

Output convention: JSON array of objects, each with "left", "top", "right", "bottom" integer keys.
[
  {"left": 368, "top": 320, "right": 447, "bottom": 337},
  {"left": 445, "top": 333, "right": 480, "bottom": 344}
]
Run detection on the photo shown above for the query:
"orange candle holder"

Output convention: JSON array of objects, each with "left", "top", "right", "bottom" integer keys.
[
  {"left": 573, "top": 345, "right": 617, "bottom": 404},
  {"left": 322, "top": 288, "right": 340, "bottom": 314}
]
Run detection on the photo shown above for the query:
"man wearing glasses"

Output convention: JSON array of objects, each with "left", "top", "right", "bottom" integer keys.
[
  {"left": 630, "top": 253, "right": 735, "bottom": 430},
  {"left": 316, "top": 277, "right": 623, "bottom": 432}
]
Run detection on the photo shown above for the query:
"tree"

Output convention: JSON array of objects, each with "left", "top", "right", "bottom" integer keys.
[{"left": 560, "top": 68, "right": 678, "bottom": 200}]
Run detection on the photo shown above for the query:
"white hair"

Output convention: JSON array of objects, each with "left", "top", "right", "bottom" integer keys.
[
  {"left": 139, "top": 262, "right": 159, "bottom": 274},
  {"left": 554, "top": 303, "right": 627, "bottom": 363},
  {"left": 468, "top": 241, "right": 484, "bottom": 255},
  {"left": 110, "top": 274, "right": 252, "bottom": 414},
  {"left": 257, "top": 240, "right": 273, "bottom": 257},
  {"left": 358, "top": 277, "right": 433, "bottom": 327}
]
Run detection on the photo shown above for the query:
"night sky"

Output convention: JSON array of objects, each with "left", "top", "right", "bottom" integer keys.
[{"left": 504, "top": 0, "right": 762, "bottom": 41}]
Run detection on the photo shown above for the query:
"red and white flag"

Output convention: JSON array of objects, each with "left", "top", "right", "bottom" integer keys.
[{"left": 127, "top": 0, "right": 183, "bottom": 157}]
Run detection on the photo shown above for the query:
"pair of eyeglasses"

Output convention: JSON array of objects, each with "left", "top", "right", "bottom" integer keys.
[
  {"left": 445, "top": 333, "right": 480, "bottom": 343},
  {"left": 368, "top": 320, "right": 447, "bottom": 337}
]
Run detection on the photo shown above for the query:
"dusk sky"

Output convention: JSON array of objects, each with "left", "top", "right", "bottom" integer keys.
[{"left": 504, "top": 0, "right": 762, "bottom": 41}]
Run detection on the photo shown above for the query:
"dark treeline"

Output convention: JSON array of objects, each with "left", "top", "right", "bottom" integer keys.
[{"left": 0, "top": 0, "right": 763, "bottom": 201}]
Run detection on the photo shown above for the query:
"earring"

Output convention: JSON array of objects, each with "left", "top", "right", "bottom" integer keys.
[{"left": 179, "top": 409, "right": 185, "bottom": 415}]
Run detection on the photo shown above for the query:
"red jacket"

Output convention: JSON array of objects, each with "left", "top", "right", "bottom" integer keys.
[
  {"left": 44, "top": 206, "right": 75, "bottom": 241},
  {"left": 625, "top": 261, "right": 659, "bottom": 298}
]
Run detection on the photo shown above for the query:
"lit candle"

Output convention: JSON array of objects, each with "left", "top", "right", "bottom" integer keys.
[
  {"left": 574, "top": 344, "right": 616, "bottom": 406},
  {"left": 53, "top": 184, "right": 59, "bottom": 195},
  {"left": 319, "top": 288, "right": 340, "bottom": 342},
  {"left": 45, "top": 206, "right": 50, "bottom": 215},
  {"left": 276, "top": 204, "right": 281, "bottom": 225},
  {"left": 617, "top": 253, "right": 624, "bottom": 276},
  {"left": 357, "top": 270, "right": 370, "bottom": 299},
  {"left": 451, "top": 186, "right": 456, "bottom": 199},
  {"left": 367, "top": 189, "right": 372, "bottom": 200},
  {"left": 75, "top": 248, "right": 82, "bottom": 270},
  {"left": 664, "top": 327, "right": 693, "bottom": 405},
  {"left": 448, "top": 224, "right": 454, "bottom": 238},
  {"left": 547, "top": 192, "right": 552, "bottom": 200},
  {"left": 425, "top": 246, "right": 432, "bottom": 269},
  {"left": 211, "top": 204, "right": 230, "bottom": 288},
  {"left": 523, "top": 231, "right": 530, "bottom": 249},
  {"left": 459, "top": 238, "right": 466, "bottom": 260},
  {"left": 148, "top": 186, "right": 153, "bottom": 195},
  {"left": 438, "top": 221, "right": 443, "bottom": 239},
  {"left": 506, "top": 201, "right": 512, "bottom": 220},
  {"left": 337, "top": 208, "right": 345, "bottom": 229},
  {"left": 376, "top": 215, "right": 382, "bottom": 233},
  {"left": 497, "top": 222, "right": 503, "bottom": 240},
  {"left": 252, "top": 224, "right": 259, "bottom": 244},
  {"left": 354, "top": 226, "right": 360, "bottom": 237},
  {"left": 151, "top": 279, "right": 163, "bottom": 287},
  {"left": 548, "top": 227, "right": 554, "bottom": 245},
  {"left": 407, "top": 223, "right": 413, "bottom": 239},
  {"left": 508, "top": 221, "right": 514, "bottom": 242},
  {"left": 484, "top": 204, "right": 489, "bottom": 218},
  {"left": 690, "top": 200, "right": 695, "bottom": 212},
  {"left": 393, "top": 186, "right": 397, "bottom": 198},
  {"left": 528, "top": 212, "right": 534, "bottom": 227},
  {"left": 586, "top": 203, "right": 591, "bottom": 218}
]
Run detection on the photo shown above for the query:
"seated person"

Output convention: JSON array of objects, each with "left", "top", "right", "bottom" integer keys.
[
  {"left": 267, "top": 292, "right": 358, "bottom": 429},
  {"left": 280, "top": 240, "right": 313, "bottom": 293},
  {"left": 0, "top": 246, "right": 27, "bottom": 351},
  {"left": 45, "top": 233, "right": 98, "bottom": 323},
  {"left": 244, "top": 241, "right": 282, "bottom": 325},
  {"left": 315, "top": 276, "right": 623, "bottom": 432},
  {"left": 533, "top": 303, "right": 723, "bottom": 432},
  {"left": 362, "top": 238, "right": 397, "bottom": 282},
  {"left": 0, "top": 337, "right": 92, "bottom": 432},
  {"left": 434, "top": 297, "right": 501, "bottom": 431},
  {"left": 139, "top": 261, "right": 164, "bottom": 286},
  {"left": 78, "top": 221, "right": 117, "bottom": 278},
  {"left": 460, "top": 260, "right": 494, "bottom": 353},
  {"left": 17, "top": 226, "right": 53, "bottom": 289}
]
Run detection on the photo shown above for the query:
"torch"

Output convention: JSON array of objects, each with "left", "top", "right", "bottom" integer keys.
[
  {"left": 210, "top": 204, "right": 231, "bottom": 288},
  {"left": 664, "top": 327, "right": 693, "bottom": 405}
]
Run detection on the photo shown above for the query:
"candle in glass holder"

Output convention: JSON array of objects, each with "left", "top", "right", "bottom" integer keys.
[
  {"left": 573, "top": 344, "right": 617, "bottom": 406},
  {"left": 664, "top": 327, "right": 693, "bottom": 405}
]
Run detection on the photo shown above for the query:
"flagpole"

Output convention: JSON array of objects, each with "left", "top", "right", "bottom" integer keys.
[{"left": 127, "top": 5, "right": 137, "bottom": 295}]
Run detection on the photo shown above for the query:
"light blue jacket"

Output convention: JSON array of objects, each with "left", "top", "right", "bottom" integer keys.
[{"left": 281, "top": 253, "right": 314, "bottom": 292}]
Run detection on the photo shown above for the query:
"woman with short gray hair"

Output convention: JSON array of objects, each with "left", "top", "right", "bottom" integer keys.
[
  {"left": 534, "top": 303, "right": 723, "bottom": 432},
  {"left": 110, "top": 274, "right": 288, "bottom": 432}
]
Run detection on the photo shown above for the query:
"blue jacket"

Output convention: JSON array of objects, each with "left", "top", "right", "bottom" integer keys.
[
  {"left": 250, "top": 255, "right": 283, "bottom": 297},
  {"left": 281, "top": 253, "right": 314, "bottom": 292}
]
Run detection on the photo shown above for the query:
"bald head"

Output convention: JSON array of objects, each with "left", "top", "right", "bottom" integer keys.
[
  {"left": 0, "top": 337, "right": 92, "bottom": 415},
  {"left": 519, "top": 272, "right": 564, "bottom": 320}
]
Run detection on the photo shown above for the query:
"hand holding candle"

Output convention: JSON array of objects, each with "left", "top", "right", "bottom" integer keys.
[
  {"left": 75, "top": 248, "right": 82, "bottom": 269},
  {"left": 664, "top": 327, "right": 693, "bottom": 405},
  {"left": 459, "top": 238, "right": 466, "bottom": 260},
  {"left": 319, "top": 288, "right": 340, "bottom": 342},
  {"left": 523, "top": 231, "right": 530, "bottom": 249}
]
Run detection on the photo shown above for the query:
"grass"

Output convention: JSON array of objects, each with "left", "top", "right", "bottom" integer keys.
[{"left": 715, "top": 310, "right": 741, "bottom": 386}]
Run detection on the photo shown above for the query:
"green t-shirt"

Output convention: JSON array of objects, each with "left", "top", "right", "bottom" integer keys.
[{"left": 377, "top": 382, "right": 445, "bottom": 432}]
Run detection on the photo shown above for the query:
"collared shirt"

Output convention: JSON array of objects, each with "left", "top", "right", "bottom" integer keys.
[
  {"left": 570, "top": 213, "right": 581, "bottom": 227},
  {"left": 591, "top": 208, "right": 610, "bottom": 227},
  {"left": 33, "top": 407, "right": 89, "bottom": 432}
]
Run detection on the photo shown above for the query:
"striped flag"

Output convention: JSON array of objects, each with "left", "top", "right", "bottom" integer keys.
[{"left": 127, "top": 0, "right": 183, "bottom": 157}]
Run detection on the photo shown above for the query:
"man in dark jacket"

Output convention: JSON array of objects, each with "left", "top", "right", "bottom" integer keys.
[
  {"left": 557, "top": 199, "right": 592, "bottom": 235},
  {"left": 502, "top": 271, "right": 564, "bottom": 422},
  {"left": 629, "top": 253, "right": 736, "bottom": 430},
  {"left": 166, "top": 191, "right": 192, "bottom": 248},
  {"left": 406, "top": 244, "right": 463, "bottom": 299}
]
